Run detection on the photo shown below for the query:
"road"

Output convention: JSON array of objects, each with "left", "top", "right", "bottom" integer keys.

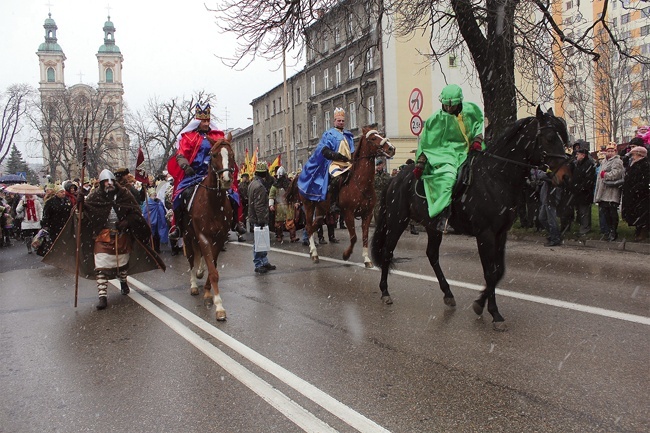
[{"left": 1, "top": 229, "right": 648, "bottom": 432}]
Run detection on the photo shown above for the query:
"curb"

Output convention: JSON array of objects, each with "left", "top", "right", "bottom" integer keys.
[{"left": 508, "top": 234, "right": 650, "bottom": 255}]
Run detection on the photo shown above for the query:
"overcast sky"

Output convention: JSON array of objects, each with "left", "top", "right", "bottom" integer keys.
[{"left": 1, "top": 0, "right": 300, "bottom": 161}]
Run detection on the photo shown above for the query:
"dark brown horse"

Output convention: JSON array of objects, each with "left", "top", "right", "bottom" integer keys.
[
  {"left": 298, "top": 126, "right": 395, "bottom": 265},
  {"left": 180, "top": 133, "right": 235, "bottom": 321}
]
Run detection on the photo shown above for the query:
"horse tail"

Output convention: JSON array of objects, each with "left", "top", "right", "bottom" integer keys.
[
  {"left": 285, "top": 176, "right": 299, "bottom": 203},
  {"left": 370, "top": 178, "right": 392, "bottom": 269}
]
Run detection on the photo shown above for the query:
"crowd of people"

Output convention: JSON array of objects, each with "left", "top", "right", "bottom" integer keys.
[{"left": 515, "top": 136, "right": 649, "bottom": 244}]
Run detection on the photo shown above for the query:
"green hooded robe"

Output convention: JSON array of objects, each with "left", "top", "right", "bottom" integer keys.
[{"left": 416, "top": 97, "right": 484, "bottom": 218}]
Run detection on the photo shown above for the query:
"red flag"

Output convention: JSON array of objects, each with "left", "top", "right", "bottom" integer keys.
[{"left": 135, "top": 147, "right": 149, "bottom": 185}]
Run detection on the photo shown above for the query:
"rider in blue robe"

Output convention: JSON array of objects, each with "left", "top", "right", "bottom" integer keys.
[{"left": 298, "top": 108, "right": 355, "bottom": 202}]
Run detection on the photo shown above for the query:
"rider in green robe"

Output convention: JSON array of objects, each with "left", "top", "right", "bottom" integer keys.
[{"left": 413, "top": 84, "right": 484, "bottom": 218}]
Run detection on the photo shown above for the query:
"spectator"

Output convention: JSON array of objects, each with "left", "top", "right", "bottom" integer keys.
[
  {"left": 15, "top": 194, "right": 43, "bottom": 254},
  {"left": 41, "top": 185, "right": 73, "bottom": 246},
  {"left": 537, "top": 169, "right": 563, "bottom": 247},
  {"left": 248, "top": 162, "right": 276, "bottom": 274},
  {"left": 621, "top": 146, "right": 649, "bottom": 241},
  {"left": 62, "top": 180, "right": 78, "bottom": 207},
  {"left": 239, "top": 173, "right": 251, "bottom": 232},
  {"left": 568, "top": 148, "right": 596, "bottom": 237},
  {"left": 142, "top": 190, "right": 169, "bottom": 253},
  {"left": 594, "top": 143, "right": 625, "bottom": 241}
]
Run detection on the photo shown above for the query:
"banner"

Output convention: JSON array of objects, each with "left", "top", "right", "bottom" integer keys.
[
  {"left": 268, "top": 153, "right": 282, "bottom": 175},
  {"left": 135, "top": 147, "right": 149, "bottom": 185}
]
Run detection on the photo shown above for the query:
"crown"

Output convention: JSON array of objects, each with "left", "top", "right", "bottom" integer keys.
[
  {"left": 195, "top": 102, "right": 211, "bottom": 120},
  {"left": 334, "top": 107, "right": 345, "bottom": 119}
]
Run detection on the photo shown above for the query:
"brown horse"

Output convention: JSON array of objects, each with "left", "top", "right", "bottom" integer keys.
[
  {"left": 180, "top": 133, "right": 235, "bottom": 321},
  {"left": 298, "top": 126, "right": 395, "bottom": 265}
]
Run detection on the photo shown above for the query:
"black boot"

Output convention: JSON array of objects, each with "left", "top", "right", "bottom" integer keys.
[
  {"left": 96, "top": 296, "right": 108, "bottom": 310},
  {"left": 169, "top": 207, "right": 183, "bottom": 240},
  {"left": 120, "top": 281, "right": 130, "bottom": 295},
  {"left": 328, "top": 176, "right": 342, "bottom": 212}
]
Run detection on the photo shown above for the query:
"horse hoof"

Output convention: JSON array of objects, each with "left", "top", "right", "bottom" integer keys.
[
  {"left": 381, "top": 295, "right": 393, "bottom": 305},
  {"left": 196, "top": 270, "right": 204, "bottom": 279},
  {"left": 472, "top": 301, "right": 484, "bottom": 316},
  {"left": 204, "top": 298, "right": 214, "bottom": 307},
  {"left": 216, "top": 311, "right": 227, "bottom": 321},
  {"left": 492, "top": 321, "right": 508, "bottom": 332},
  {"left": 443, "top": 296, "right": 456, "bottom": 307},
  {"left": 364, "top": 261, "right": 373, "bottom": 268},
  {"left": 312, "top": 256, "right": 319, "bottom": 264},
  {"left": 342, "top": 252, "right": 351, "bottom": 261},
  {"left": 190, "top": 287, "right": 199, "bottom": 296}
]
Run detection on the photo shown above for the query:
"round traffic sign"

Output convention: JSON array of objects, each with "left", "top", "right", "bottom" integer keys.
[
  {"left": 408, "top": 88, "right": 423, "bottom": 115},
  {"left": 410, "top": 115, "right": 423, "bottom": 136}
]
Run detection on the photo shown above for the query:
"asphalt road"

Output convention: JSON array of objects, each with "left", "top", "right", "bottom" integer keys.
[{"left": 1, "top": 229, "right": 648, "bottom": 432}]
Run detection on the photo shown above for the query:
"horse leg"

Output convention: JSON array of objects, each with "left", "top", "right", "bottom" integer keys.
[
  {"left": 202, "top": 244, "right": 226, "bottom": 321},
  {"left": 187, "top": 240, "right": 200, "bottom": 296},
  {"left": 304, "top": 203, "right": 319, "bottom": 263},
  {"left": 473, "top": 231, "right": 507, "bottom": 331},
  {"left": 342, "top": 210, "right": 357, "bottom": 262},
  {"left": 360, "top": 213, "right": 373, "bottom": 268},
  {"left": 196, "top": 256, "right": 206, "bottom": 280},
  {"left": 424, "top": 227, "right": 456, "bottom": 307}
]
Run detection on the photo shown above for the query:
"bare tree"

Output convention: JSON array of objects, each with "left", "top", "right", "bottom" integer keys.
[
  {"left": 208, "top": 0, "right": 650, "bottom": 139},
  {"left": 125, "top": 91, "right": 214, "bottom": 175},
  {"left": 0, "top": 84, "right": 33, "bottom": 165}
]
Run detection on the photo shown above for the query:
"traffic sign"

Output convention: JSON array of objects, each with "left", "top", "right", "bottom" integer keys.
[
  {"left": 410, "top": 115, "right": 423, "bottom": 136},
  {"left": 408, "top": 88, "right": 423, "bottom": 115}
]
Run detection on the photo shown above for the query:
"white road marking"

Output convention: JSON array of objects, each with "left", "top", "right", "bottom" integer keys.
[
  {"left": 234, "top": 243, "right": 650, "bottom": 326},
  {"left": 116, "top": 279, "right": 391, "bottom": 433}
]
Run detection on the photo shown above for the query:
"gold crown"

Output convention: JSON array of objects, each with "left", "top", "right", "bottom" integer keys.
[
  {"left": 334, "top": 107, "right": 345, "bottom": 119},
  {"left": 195, "top": 102, "right": 211, "bottom": 120}
]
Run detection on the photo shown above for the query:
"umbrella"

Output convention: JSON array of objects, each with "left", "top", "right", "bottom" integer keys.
[
  {"left": 0, "top": 174, "right": 27, "bottom": 184},
  {"left": 4, "top": 184, "right": 45, "bottom": 195}
]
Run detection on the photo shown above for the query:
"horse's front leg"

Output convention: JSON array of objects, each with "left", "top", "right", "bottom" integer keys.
[
  {"left": 342, "top": 210, "right": 357, "bottom": 262},
  {"left": 360, "top": 212, "right": 373, "bottom": 268},
  {"left": 425, "top": 227, "right": 456, "bottom": 307},
  {"left": 474, "top": 231, "right": 507, "bottom": 331},
  {"left": 201, "top": 241, "right": 226, "bottom": 321},
  {"left": 188, "top": 243, "right": 200, "bottom": 296}
]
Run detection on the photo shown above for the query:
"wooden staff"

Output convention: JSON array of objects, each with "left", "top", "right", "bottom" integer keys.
[{"left": 74, "top": 135, "right": 89, "bottom": 307}]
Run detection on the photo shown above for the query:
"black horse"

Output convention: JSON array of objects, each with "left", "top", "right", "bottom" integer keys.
[{"left": 371, "top": 106, "right": 571, "bottom": 331}]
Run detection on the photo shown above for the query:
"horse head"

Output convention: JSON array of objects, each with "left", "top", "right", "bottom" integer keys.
[
  {"left": 532, "top": 106, "right": 571, "bottom": 185},
  {"left": 209, "top": 132, "right": 236, "bottom": 190},
  {"left": 359, "top": 126, "right": 396, "bottom": 160}
]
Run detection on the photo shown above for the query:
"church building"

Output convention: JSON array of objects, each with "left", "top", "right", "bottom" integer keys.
[{"left": 36, "top": 13, "right": 129, "bottom": 180}]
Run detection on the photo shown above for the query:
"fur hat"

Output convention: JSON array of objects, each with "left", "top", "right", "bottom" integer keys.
[
  {"left": 629, "top": 146, "right": 647, "bottom": 158},
  {"left": 576, "top": 148, "right": 589, "bottom": 155},
  {"left": 114, "top": 167, "right": 129, "bottom": 178}
]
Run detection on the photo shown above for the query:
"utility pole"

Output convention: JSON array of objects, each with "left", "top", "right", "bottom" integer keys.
[{"left": 283, "top": 48, "right": 291, "bottom": 173}]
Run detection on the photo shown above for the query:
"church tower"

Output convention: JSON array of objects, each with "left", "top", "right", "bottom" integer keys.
[
  {"left": 36, "top": 13, "right": 66, "bottom": 94},
  {"left": 96, "top": 16, "right": 129, "bottom": 168},
  {"left": 96, "top": 16, "right": 123, "bottom": 95}
]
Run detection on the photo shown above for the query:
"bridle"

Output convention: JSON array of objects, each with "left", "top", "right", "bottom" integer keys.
[
  {"left": 356, "top": 129, "right": 395, "bottom": 161},
  {"left": 479, "top": 120, "right": 569, "bottom": 174},
  {"left": 199, "top": 142, "right": 234, "bottom": 191}
]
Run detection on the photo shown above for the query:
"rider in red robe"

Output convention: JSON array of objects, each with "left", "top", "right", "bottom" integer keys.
[{"left": 168, "top": 103, "right": 246, "bottom": 239}]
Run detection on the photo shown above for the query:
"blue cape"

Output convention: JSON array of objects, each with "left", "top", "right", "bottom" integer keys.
[{"left": 297, "top": 128, "right": 354, "bottom": 201}]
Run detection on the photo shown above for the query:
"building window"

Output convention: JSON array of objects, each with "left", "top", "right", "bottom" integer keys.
[
  {"left": 106, "top": 105, "right": 114, "bottom": 120},
  {"left": 311, "top": 115, "right": 318, "bottom": 138},
  {"left": 265, "top": 104, "right": 269, "bottom": 119},
  {"left": 365, "top": 49, "right": 374, "bottom": 72},
  {"left": 106, "top": 68, "right": 113, "bottom": 83},
  {"left": 266, "top": 134, "right": 271, "bottom": 152},
  {"left": 325, "top": 111, "right": 330, "bottom": 128},
  {"left": 334, "top": 26, "right": 341, "bottom": 45},
  {"left": 367, "top": 96, "right": 375, "bottom": 124},
  {"left": 566, "top": 1, "right": 572, "bottom": 10},
  {"left": 279, "top": 96, "right": 282, "bottom": 112},
  {"left": 296, "top": 124, "right": 302, "bottom": 144},
  {"left": 272, "top": 100, "right": 276, "bottom": 115},
  {"left": 295, "top": 87, "right": 301, "bottom": 104},
  {"left": 310, "top": 76, "right": 316, "bottom": 96},
  {"left": 335, "top": 63, "right": 341, "bottom": 86},
  {"left": 644, "top": 6, "right": 650, "bottom": 18},
  {"left": 273, "top": 131, "right": 277, "bottom": 149},
  {"left": 449, "top": 54, "right": 457, "bottom": 68},
  {"left": 255, "top": 109, "right": 259, "bottom": 123},
  {"left": 349, "top": 102, "right": 357, "bottom": 129},
  {"left": 307, "top": 45, "right": 314, "bottom": 62},
  {"left": 323, "top": 34, "right": 329, "bottom": 53},
  {"left": 612, "top": 17, "right": 617, "bottom": 27},
  {"left": 641, "top": 25, "right": 650, "bottom": 37},
  {"left": 278, "top": 130, "right": 284, "bottom": 151},
  {"left": 348, "top": 56, "right": 355, "bottom": 79},
  {"left": 46, "top": 67, "right": 55, "bottom": 82},
  {"left": 621, "top": 13, "right": 630, "bottom": 24},
  {"left": 347, "top": 18, "right": 354, "bottom": 40},
  {"left": 324, "top": 69, "right": 329, "bottom": 90}
]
